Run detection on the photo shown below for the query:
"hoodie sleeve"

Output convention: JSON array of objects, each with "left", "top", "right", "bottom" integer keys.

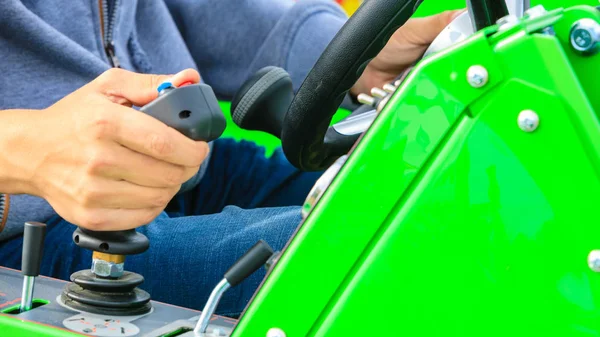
[
  {"left": 164, "top": 0, "right": 348, "bottom": 99},
  {"left": 0, "top": 194, "right": 56, "bottom": 242}
]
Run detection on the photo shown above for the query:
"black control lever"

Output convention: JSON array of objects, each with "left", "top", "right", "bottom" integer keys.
[
  {"left": 194, "top": 240, "right": 274, "bottom": 335},
  {"left": 20, "top": 221, "right": 47, "bottom": 312}
]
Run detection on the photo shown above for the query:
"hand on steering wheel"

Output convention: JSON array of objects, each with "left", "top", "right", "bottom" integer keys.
[
  {"left": 351, "top": 9, "right": 464, "bottom": 97},
  {"left": 232, "top": 0, "right": 514, "bottom": 172}
]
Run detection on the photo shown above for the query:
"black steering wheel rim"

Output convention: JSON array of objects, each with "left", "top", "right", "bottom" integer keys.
[{"left": 281, "top": 0, "right": 420, "bottom": 171}]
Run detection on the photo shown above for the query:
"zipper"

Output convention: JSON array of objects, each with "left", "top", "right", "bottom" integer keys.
[{"left": 100, "top": 0, "right": 121, "bottom": 68}]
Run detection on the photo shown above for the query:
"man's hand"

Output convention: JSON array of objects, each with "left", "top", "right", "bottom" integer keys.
[
  {"left": 351, "top": 9, "right": 465, "bottom": 96},
  {"left": 25, "top": 68, "right": 207, "bottom": 231}
]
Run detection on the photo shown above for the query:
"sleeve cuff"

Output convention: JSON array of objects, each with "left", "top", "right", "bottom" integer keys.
[{"left": 0, "top": 194, "right": 56, "bottom": 242}]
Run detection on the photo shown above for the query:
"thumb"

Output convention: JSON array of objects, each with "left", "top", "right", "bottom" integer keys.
[
  {"left": 93, "top": 68, "right": 201, "bottom": 106},
  {"left": 402, "top": 9, "right": 466, "bottom": 46}
]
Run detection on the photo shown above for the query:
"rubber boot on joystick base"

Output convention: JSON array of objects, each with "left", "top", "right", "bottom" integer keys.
[{"left": 61, "top": 228, "right": 152, "bottom": 316}]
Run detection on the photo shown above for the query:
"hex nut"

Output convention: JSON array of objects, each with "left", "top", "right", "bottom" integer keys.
[{"left": 92, "top": 259, "right": 125, "bottom": 278}]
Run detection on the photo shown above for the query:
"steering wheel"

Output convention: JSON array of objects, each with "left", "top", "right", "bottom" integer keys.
[
  {"left": 282, "top": 0, "right": 420, "bottom": 171},
  {"left": 232, "top": 0, "right": 517, "bottom": 171}
]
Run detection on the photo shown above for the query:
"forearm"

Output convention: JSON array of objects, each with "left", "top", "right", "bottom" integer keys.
[{"left": 0, "top": 109, "right": 41, "bottom": 195}]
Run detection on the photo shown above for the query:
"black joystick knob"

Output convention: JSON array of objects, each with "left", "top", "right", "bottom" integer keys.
[
  {"left": 20, "top": 221, "right": 47, "bottom": 312},
  {"left": 72, "top": 228, "right": 149, "bottom": 255},
  {"left": 224, "top": 239, "right": 274, "bottom": 287},
  {"left": 231, "top": 66, "right": 294, "bottom": 138},
  {"left": 22, "top": 222, "right": 46, "bottom": 277},
  {"left": 61, "top": 228, "right": 152, "bottom": 316}
]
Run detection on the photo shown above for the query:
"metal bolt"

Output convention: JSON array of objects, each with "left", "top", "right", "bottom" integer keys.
[
  {"left": 570, "top": 18, "right": 600, "bottom": 54},
  {"left": 267, "top": 328, "right": 286, "bottom": 337},
  {"left": 91, "top": 259, "right": 125, "bottom": 278},
  {"left": 588, "top": 250, "right": 600, "bottom": 272},
  {"left": 467, "top": 65, "right": 489, "bottom": 88},
  {"left": 517, "top": 110, "right": 540, "bottom": 132}
]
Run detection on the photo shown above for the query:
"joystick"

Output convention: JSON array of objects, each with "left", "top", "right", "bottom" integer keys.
[
  {"left": 60, "top": 81, "right": 227, "bottom": 317},
  {"left": 20, "top": 221, "right": 47, "bottom": 313},
  {"left": 60, "top": 228, "right": 152, "bottom": 316},
  {"left": 194, "top": 240, "right": 274, "bottom": 335},
  {"left": 140, "top": 82, "right": 226, "bottom": 142}
]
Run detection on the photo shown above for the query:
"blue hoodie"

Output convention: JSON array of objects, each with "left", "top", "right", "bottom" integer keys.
[{"left": 0, "top": 0, "right": 347, "bottom": 241}]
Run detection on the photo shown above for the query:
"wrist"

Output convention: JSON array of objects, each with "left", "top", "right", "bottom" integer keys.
[{"left": 0, "top": 109, "right": 44, "bottom": 195}]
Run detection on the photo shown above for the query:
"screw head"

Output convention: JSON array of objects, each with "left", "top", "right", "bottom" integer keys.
[
  {"left": 588, "top": 250, "right": 600, "bottom": 272},
  {"left": 570, "top": 18, "right": 600, "bottom": 54},
  {"left": 517, "top": 110, "right": 539, "bottom": 132},
  {"left": 267, "top": 328, "right": 286, "bottom": 337},
  {"left": 467, "top": 65, "right": 489, "bottom": 88},
  {"left": 524, "top": 5, "right": 547, "bottom": 19}
]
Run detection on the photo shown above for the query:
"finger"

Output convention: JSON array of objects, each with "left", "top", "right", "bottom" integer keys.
[
  {"left": 400, "top": 9, "right": 466, "bottom": 46},
  {"left": 91, "top": 142, "right": 200, "bottom": 188},
  {"left": 80, "top": 178, "right": 180, "bottom": 209},
  {"left": 78, "top": 207, "right": 164, "bottom": 231},
  {"left": 105, "top": 104, "right": 209, "bottom": 167},
  {"left": 93, "top": 68, "right": 201, "bottom": 106}
]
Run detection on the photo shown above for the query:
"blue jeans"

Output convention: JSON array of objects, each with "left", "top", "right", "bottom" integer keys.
[{"left": 0, "top": 138, "right": 322, "bottom": 317}]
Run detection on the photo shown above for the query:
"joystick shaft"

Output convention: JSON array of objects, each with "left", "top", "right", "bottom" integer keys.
[
  {"left": 20, "top": 222, "right": 47, "bottom": 312},
  {"left": 194, "top": 240, "right": 274, "bottom": 335}
]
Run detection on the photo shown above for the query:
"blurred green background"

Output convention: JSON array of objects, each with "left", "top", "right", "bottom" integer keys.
[{"left": 219, "top": 0, "right": 599, "bottom": 156}]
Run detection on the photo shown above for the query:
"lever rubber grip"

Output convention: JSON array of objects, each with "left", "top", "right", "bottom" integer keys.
[
  {"left": 224, "top": 240, "right": 274, "bottom": 287},
  {"left": 22, "top": 222, "right": 47, "bottom": 277}
]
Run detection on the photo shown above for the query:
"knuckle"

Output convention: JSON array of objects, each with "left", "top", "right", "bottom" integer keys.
[
  {"left": 147, "top": 133, "right": 173, "bottom": 157},
  {"left": 77, "top": 179, "right": 104, "bottom": 208},
  {"left": 142, "top": 208, "right": 161, "bottom": 225},
  {"left": 97, "top": 68, "right": 120, "bottom": 86},
  {"left": 80, "top": 186, "right": 102, "bottom": 208},
  {"left": 148, "top": 74, "right": 164, "bottom": 92},
  {"left": 78, "top": 209, "right": 105, "bottom": 231},
  {"left": 86, "top": 148, "right": 112, "bottom": 174},
  {"left": 165, "top": 166, "right": 186, "bottom": 185},
  {"left": 153, "top": 190, "right": 173, "bottom": 208},
  {"left": 89, "top": 115, "right": 116, "bottom": 140}
]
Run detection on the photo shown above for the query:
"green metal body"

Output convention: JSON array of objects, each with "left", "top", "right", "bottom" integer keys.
[{"left": 232, "top": 5, "right": 600, "bottom": 337}]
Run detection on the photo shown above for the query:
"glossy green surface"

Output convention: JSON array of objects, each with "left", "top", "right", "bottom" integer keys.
[
  {"left": 234, "top": 6, "right": 600, "bottom": 337},
  {"left": 0, "top": 314, "right": 80, "bottom": 337}
]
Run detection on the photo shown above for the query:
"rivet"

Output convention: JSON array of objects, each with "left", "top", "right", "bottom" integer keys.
[
  {"left": 518, "top": 110, "right": 539, "bottom": 132},
  {"left": 467, "top": 65, "right": 489, "bottom": 88},
  {"left": 588, "top": 250, "right": 600, "bottom": 272},
  {"left": 267, "top": 328, "right": 286, "bottom": 337}
]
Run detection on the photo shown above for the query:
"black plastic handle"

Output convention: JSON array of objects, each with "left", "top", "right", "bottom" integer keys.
[
  {"left": 22, "top": 222, "right": 47, "bottom": 277},
  {"left": 224, "top": 240, "right": 274, "bottom": 287},
  {"left": 72, "top": 228, "right": 149, "bottom": 255},
  {"left": 282, "top": 0, "right": 420, "bottom": 171},
  {"left": 140, "top": 84, "right": 226, "bottom": 142}
]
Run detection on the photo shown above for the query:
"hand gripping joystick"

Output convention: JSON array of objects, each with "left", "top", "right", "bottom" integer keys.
[
  {"left": 61, "top": 228, "right": 152, "bottom": 316},
  {"left": 61, "top": 80, "right": 227, "bottom": 316}
]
